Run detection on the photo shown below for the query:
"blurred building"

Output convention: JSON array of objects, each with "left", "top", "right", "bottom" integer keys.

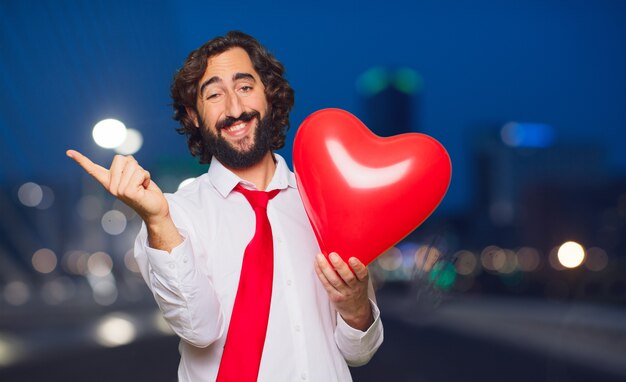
[{"left": 459, "top": 123, "right": 626, "bottom": 303}]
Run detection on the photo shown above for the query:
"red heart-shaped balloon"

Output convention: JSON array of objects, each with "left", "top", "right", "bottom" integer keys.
[{"left": 293, "top": 108, "right": 452, "bottom": 266}]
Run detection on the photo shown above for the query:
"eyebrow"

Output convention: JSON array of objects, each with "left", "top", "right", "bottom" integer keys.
[{"left": 199, "top": 72, "right": 257, "bottom": 97}]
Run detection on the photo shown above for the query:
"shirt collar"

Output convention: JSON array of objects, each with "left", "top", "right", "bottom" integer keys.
[{"left": 208, "top": 153, "right": 297, "bottom": 198}]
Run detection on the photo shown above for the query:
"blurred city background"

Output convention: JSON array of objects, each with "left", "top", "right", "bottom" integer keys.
[{"left": 1, "top": 0, "right": 625, "bottom": 381}]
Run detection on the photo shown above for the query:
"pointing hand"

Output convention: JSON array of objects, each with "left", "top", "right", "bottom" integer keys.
[{"left": 66, "top": 150, "right": 169, "bottom": 226}]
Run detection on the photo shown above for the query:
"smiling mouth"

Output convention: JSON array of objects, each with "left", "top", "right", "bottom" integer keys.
[
  {"left": 221, "top": 118, "right": 255, "bottom": 139},
  {"left": 216, "top": 110, "right": 260, "bottom": 139},
  {"left": 224, "top": 121, "right": 247, "bottom": 133}
]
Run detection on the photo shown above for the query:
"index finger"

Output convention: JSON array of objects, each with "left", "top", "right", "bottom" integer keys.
[
  {"left": 348, "top": 257, "right": 369, "bottom": 281},
  {"left": 66, "top": 149, "right": 110, "bottom": 186},
  {"left": 327, "top": 252, "right": 357, "bottom": 285}
]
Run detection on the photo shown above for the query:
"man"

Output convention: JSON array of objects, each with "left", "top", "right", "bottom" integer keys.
[{"left": 67, "top": 31, "right": 383, "bottom": 381}]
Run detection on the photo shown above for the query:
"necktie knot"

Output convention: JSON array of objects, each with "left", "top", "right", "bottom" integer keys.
[{"left": 235, "top": 184, "right": 279, "bottom": 210}]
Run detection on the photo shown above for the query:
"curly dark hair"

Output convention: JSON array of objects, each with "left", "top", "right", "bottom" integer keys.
[{"left": 170, "top": 31, "right": 295, "bottom": 164}]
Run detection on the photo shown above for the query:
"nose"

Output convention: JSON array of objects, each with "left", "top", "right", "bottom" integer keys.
[{"left": 225, "top": 91, "right": 243, "bottom": 119}]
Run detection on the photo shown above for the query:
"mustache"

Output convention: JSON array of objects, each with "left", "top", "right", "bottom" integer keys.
[{"left": 215, "top": 111, "right": 260, "bottom": 131}]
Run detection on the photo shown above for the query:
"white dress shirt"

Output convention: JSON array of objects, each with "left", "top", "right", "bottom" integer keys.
[{"left": 134, "top": 154, "right": 384, "bottom": 382}]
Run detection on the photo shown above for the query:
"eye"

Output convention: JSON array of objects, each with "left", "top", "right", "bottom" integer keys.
[
  {"left": 206, "top": 92, "right": 222, "bottom": 101},
  {"left": 239, "top": 85, "right": 253, "bottom": 93}
]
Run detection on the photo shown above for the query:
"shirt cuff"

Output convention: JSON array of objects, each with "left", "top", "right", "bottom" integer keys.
[
  {"left": 142, "top": 229, "right": 196, "bottom": 280},
  {"left": 336, "top": 298, "right": 381, "bottom": 338},
  {"left": 334, "top": 299, "right": 384, "bottom": 366}
]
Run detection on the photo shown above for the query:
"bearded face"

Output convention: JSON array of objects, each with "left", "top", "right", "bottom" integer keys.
[
  {"left": 192, "top": 48, "right": 273, "bottom": 169},
  {"left": 198, "top": 109, "right": 273, "bottom": 169}
]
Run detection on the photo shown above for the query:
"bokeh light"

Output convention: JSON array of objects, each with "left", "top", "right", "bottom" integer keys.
[
  {"left": 500, "top": 122, "right": 555, "bottom": 148},
  {"left": 91, "top": 278, "right": 118, "bottom": 306},
  {"left": 356, "top": 67, "right": 390, "bottom": 96},
  {"left": 87, "top": 252, "right": 113, "bottom": 277},
  {"left": 101, "top": 210, "right": 127, "bottom": 235},
  {"left": 585, "top": 247, "right": 609, "bottom": 272},
  {"left": 35, "top": 185, "right": 55, "bottom": 210},
  {"left": 124, "top": 249, "right": 140, "bottom": 273},
  {"left": 0, "top": 333, "right": 23, "bottom": 367},
  {"left": 86, "top": 251, "right": 118, "bottom": 305},
  {"left": 377, "top": 247, "right": 403, "bottom": 272},
  {"left": 17, "top": 182, "right": 43, "bottom": 207},
  {"left": 76, "top": 251, "right": 90, "bottom": 275},
  {"left": 92, "top": 119, "right": 127, "bottom": 149},
  {"left": 392, "top": 67, "right": 423, "bottom": 95},
  {"left": 454, "top": 250, "right": 478, "bottom": 276},
  {"left": 548, "top": 246, "right": 565, "bottom": 270},
  {"left": 114, "top": 128, "right": 143, "bottom": 155},
  {"left": 94, "top": 314, "right": 137, "bottom": 347},
  {"left": 31, "top": 248, "right": 57, "bottom": 274},
  {"left": 481, "top": 245, "right": 506, "bottom": 272},
  {"left": 516, "top": 247, "right": 541, "bottom": 272},
  {"left": 62, "top": 250, "right": 90, "bottom": 275},
  {"left": 414, "top": 245, "right": 441, "bottom": 273},
  {"left": 429, "top": 261, "right": 456, "bottom": 290},
  {"left": 498, "top": 249, "right": 518, "bottom": 274},
  {"left": 557, "top": 241, "right": 585, "bottom": 269},
  {"left": 3, "top": 281, "right": 30, "bottom": 306}
]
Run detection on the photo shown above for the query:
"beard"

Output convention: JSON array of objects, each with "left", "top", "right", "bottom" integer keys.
[{"left": 198, "top": 110, "right": 273, "bottom": 169}]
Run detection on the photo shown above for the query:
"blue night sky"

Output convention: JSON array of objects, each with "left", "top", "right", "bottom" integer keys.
[{"left": 2, "top": 0, "right": 625, "bottom": 212}]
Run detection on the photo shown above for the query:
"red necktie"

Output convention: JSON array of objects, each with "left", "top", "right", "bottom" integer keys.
[{"left": 216, "top": 184, "right": 280, "bottom": 382}]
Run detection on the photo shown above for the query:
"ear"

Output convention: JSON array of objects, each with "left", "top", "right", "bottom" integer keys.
[{"left": 185, "top": 106, "right": 199, "bottom": 128}]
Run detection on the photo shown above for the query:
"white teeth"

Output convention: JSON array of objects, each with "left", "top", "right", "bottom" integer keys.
[{"left": 226, "top": 122, "right": 246, "bottom": 132}]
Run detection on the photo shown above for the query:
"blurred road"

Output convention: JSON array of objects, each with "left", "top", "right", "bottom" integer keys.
[
  {"left": 1, "top": 286, "right": 625, "bottom": 382},
  {"left": 352, "top": 286, "right": 626, "bottom": 382}
]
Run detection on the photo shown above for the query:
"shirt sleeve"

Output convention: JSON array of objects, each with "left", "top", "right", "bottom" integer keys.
[
  {"left": 333, "top": 282, "right": 384, "bottom": 367},
  {"left": 133, "top": 199, "right": 225, "bottom": 348}
]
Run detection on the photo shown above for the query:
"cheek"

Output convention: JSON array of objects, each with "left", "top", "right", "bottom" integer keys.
[
  {"left": 202, "top": 110, "right": 223, "bottom": 129},
  {"left": 252, "top": 95, "right": 269, "bottom": 115}
]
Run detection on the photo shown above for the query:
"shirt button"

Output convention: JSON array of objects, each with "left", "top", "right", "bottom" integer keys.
[
  {"left": 183, "top": 257, "right": 188, "bottom": 263},
  {"left": 301, "top": 372, "right": 307, "bottom": 380},
  {"left": 286, "top": 280, "right": 292, "bottom": 286},
  {"left": 295, "top": 324, "right": 301, "bottom": 332},
  {"left": 168, "top": 263, "right": 175, "bottom": 269}
]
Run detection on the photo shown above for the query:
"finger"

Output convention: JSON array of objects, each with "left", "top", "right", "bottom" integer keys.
[
  {"left": 117, "top": 161, "right": 142, "bottom": 196},
  {"left": 348, "top": 257, "right": 369, "bottom": 281},
  {"left": 314, "top": 260, "right": 345, "bottom": 304},
  {"left": 316, "top": 253, "right": 346, "bottom": 291},
  {"left": 133, "top": 169, "right": 151, "bottom": 194},
  {"left": 124, "top": 168, "right": 150, "bottom": 201},
  {"left": 313, "top": 258, "right": 335, "bottom": 294},
  {"left": 145, "top": 171, "right": 163, "bottom": 193},
  {"left": 108, "top": 155, "right": 131, "bottom": 196},
  {"left": 329, "top": 252, "right": 357, "bottom": 286},
  {"left": 66, "top": 149, "right": 110, "bottom": 187},
  {"left": 142, "top": 170, "right": 151, "bottom": 189}
]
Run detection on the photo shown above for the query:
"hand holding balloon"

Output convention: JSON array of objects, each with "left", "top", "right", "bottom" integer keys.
[
  {"left": 293, "top": 109, "right": 452, "bottom": 266},
  {"left": 314, "top": 252, "right": 373, "bottom": 331}
]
